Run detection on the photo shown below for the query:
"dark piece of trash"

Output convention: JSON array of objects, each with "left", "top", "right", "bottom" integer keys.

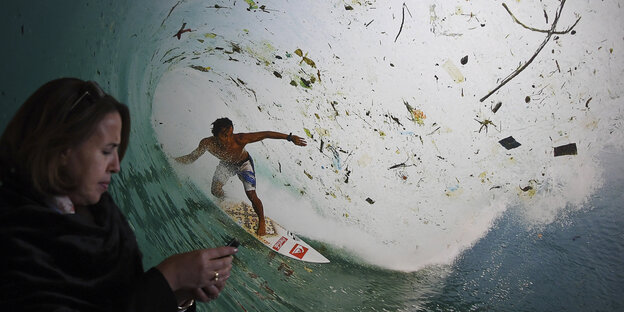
[
  {"left": 366, "top": 197, "right": 375, "bottom": 204},
  {"left": 499, "top": 136, "right": 521, "bottom": 150},
  {"left": 492, "top": 101, "right": 502, "bottom": 113},
  {"left": 461, "top": 55, "right": 468, "bottom": 65},
  {"left": 273, "top": 71, "right": 282, "bottom": 78},
  {"left": 554, "top": 143, "right": 577, "bottom": 156}
]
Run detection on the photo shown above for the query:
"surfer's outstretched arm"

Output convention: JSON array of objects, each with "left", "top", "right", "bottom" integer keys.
[
  {"left": 239, "top": 131, "right": 307, "bottom": 146},
  {"left": 175, "top": 137, "right": 211, "bottom": 164}
]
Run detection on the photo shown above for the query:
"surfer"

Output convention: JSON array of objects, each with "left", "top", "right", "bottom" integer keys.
[{"left": 175, "top": 118, "right": 307, "bottom": 236}]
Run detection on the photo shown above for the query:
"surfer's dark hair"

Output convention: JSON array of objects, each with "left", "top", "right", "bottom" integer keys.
[
  {"left": 0, "top": 78, "right": 130, "bottom": 198},
  {"left": 212, "top": 117, "right": 233, "bottom": 136}
]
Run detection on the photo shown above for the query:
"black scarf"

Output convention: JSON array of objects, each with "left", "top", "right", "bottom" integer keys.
[{"left": 0, "top": 184, "right": 178, "bottom": 311}]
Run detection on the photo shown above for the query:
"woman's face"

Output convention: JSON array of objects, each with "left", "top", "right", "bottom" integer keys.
[{"left": 63, "top": 112, "right": 122, "bottom": 207}]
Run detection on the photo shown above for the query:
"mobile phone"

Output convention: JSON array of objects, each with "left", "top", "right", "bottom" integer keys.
[{"left": 225, "top": 238, "right": 240, "bottom": 248}]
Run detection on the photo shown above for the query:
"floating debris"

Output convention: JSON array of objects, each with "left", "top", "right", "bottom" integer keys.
[
  {"left": 190, "top": 65, "right": 211, "bottom": 72},
  {"left": 344, "top": 168, "right": 351, "bottom": 183},
  {"left": 499, "top": 136, "right": 521, "bottom": 150},
  {"left": 366, "top": 197, "right": 375, "bottom": 204},
  {"left": 290, "top": 80, "right": 297, "bottom": 86},
  {"left": 554, "top": 143, "right": 577, "bottom": 156},
  {"left": 492, "top": 101, "right": 502, "bottom": 113},
  {"left": 460, "top": 55, "right": 468, "bottom": 65},
  {"left": 388, "top": 162, "right": 407, "bottom": 170},
  {"left": 442, "top": 59, "right": 465, "bottom": 83},
  {"left": 173, "top": 22, "right": 192, "bottom": 40},
  {"left": 413, "top": 110, "right": 426, "bottom": 125},
  {"left": 294, "top": 49, "right": 317, "bottom": 68},
  {"left": 525, "top": 96, "right": 531, "bottom": 103},
  {"left": 300, "top": 77, "right": 311, "bottom": 88},
  {"left": 303, "top": 128, "right": 313, "bottom": 138},
  {"left": 403, "top": 100, "right": 426, "bottom": 125},
  {"left": 345, "top": 5, "right": 354, "bottom": 10},
  {"left": 304, "top": 171, "right": 313, "bottom": 180},
  {"left": 273, "top": 71, "right": 282, "bottom": 78},
  {"left": 475, "top": 118, "right": 496, "bottom": 133},
  {"left": 394, "top": 3, "right": 411, "bottom": 42},
  {"left": 208, "top": 4, "right": 230, "bottom": 9},
  {"left": 244, "top": 0, "right": 258, "bottom": 10}
]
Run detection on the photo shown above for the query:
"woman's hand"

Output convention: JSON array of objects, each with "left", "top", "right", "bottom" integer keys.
[{"left": 156, "top": 246, "right": 238, "bottom": 303}]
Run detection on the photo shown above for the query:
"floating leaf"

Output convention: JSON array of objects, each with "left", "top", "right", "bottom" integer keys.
[
  {"left": 303, "top": 128, "right": 312, "bottom": 138},
  {"left": 442, "top": 59, "right": 465, "bottom": 83},
  {"left": 244, "top": 0, "right": 258, "bottom": 9},
  {"left": 294, "top": 48, "right": 303, "bottom": 57},
  {"left": 300, "top": 77, "right": 311, "bottom": 88},
  {"left": 412, "top": 109, "right": 426, "bottom": 126},
  {"left": 204, "top": 33, "right": 217, "bottom": 38},
  {"left": 190, "top": 65, "right": 211, "bottom": 72},
  {"left": 302, "top": 56, "right": 316, "bottom": 68},
  {"left": 290, "top": 80, "right": 297, "bottom": 86}
]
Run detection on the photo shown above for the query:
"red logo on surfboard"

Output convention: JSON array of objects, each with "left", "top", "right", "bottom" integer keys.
[
  {"left": 273, "top": 236, "right": 288, "bottom": 251},
  {"left": 289, "top": 244, "right": 308, "bottom": 259}
]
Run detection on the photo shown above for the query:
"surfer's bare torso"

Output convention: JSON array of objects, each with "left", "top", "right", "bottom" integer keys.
[{"left": 201, "top": 135, "right": 248, "bottom": 164}]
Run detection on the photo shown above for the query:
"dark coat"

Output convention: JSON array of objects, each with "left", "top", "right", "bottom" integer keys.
[{"left": 0, "top": 184, "right": 189, "bottom": 311}]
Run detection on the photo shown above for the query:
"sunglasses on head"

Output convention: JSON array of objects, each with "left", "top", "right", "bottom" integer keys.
[{"left": 64, "top": 81, "right": 106, "bottom": 121}]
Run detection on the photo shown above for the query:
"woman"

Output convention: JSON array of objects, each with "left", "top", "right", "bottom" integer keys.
[{"left": 0, "top": 78, "right": 237, "bottom": 311}]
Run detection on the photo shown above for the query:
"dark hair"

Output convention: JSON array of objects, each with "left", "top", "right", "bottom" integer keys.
[
  {"left": 211, "top": 118, "right": 233, "bottom": 136},
  {"left": 0, "top": 78, "right": 131, "bottom": 197}
]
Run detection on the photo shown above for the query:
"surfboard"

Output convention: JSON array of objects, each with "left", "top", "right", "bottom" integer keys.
[{"left": 220, "top": 201, "right": 329, "bottom": 263}]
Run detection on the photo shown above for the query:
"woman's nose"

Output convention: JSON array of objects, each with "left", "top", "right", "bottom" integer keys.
[{"left": 109, "top": 153, "right": 121, "bottom": 173}]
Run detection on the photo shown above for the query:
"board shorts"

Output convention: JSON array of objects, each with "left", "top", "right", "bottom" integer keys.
[{"left": 213, "top": 154, "right": 256, "bottom": 191}]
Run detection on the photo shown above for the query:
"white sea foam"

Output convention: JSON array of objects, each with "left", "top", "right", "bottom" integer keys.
[{"left": 152, "top": 0, "right": 624, "bottom": 271}]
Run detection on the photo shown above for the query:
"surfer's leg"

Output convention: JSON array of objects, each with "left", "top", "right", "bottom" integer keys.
[
  {"left": 211, "top": 180, "right": 225, "bottom": 198},
  {"left": 236, "top": 156, "right": 265, "bottom": 234},
  {"left": 211, "top": 162, "right": 232, "bottom": 198},
  {"left": 245, "top": 190, "right": 266, "bottom": 236}
]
